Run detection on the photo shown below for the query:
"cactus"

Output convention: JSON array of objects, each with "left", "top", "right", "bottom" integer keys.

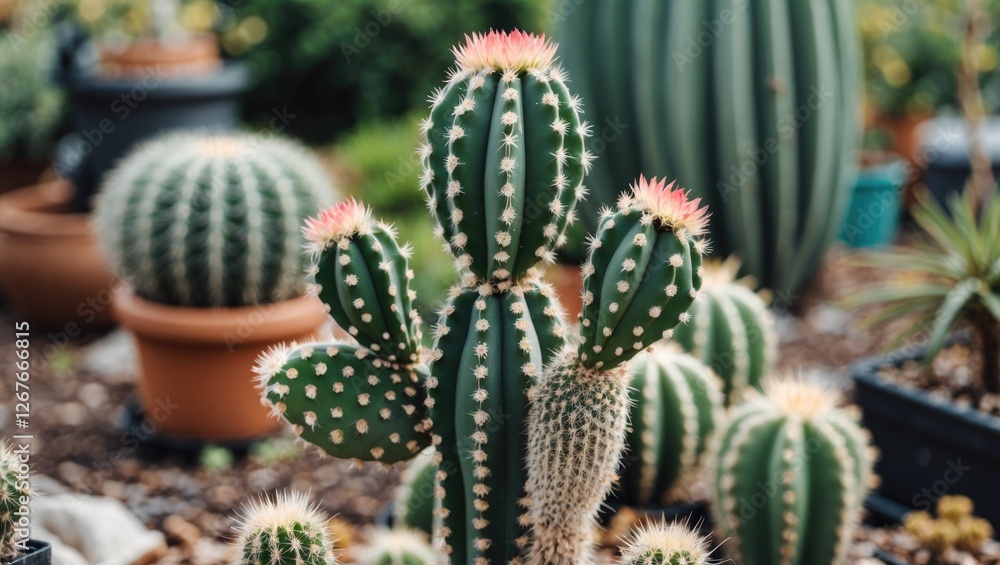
[
  {"left": 557, "top": 0, "right": 861, "bottom": 293},
  {"left": 619, "top": 520, "right": 713, "bottom": 565},
  {"left": 903, "top": 496, "right": 994, "bottom": 556},
  {"left": 233, "top": 491, "right": 336, "bottom": 565},
  {"left": 354, "top": 528, "right": 441, "bottom": 565},
  {"left": 711, "top": 374, "right": 875, "bottom": 565},
  {"left": 618, "top": 345, "right": 724, "bottom": 507},
  {"left": 671, "top": 258, "right": 777, "bottom": 403},
  {"left": 419, "top": 30, "right": 591, "bottom": 282},
  {"left": 525, "top": 176, "right": 709, "bottom": 565},
  {"left": 93, "top": 131, "right": 334, "bottom": 307},
  {"left": 0, "top": 442, "right": 30, "bottom": 559},
  {"left": 394, "top": 449, "right": 438, "bottom": 538}
]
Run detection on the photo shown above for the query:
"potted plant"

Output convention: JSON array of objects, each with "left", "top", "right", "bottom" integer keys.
[
  {"left": 59, "top": 0, "right": 249, "bottom": 211},
  {"left": 839, "top": 148, "right": 909, "bottom": 248},
  {"left": 0, "top": 7, "right": 66, "bottom": 194},
  {"left": 92, "top": 131, "right": 335, "bottom": 441},
  {"left": 845, "top": 186, "right": 1000, "bottom": 528},
  {"left": 0, "top": 442, "right": 51, "bottom": 565}
]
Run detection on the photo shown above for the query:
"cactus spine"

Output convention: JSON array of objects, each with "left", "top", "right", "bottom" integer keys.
[
  {"left": 233, "top": 491, "right": 336, "bottom": 565},
  {"left": 711, "top": 374, "right": 875, "bottom": 565},
  {"left": 619, "top": 520, "right": 713, "bottom": 565},
  {"left": 526, "top": 176, "right": 709, "bottom": 565},
  {"left": 619, "top": 345, "right": 724, "bottom": 507},
  {"left": 0, "top": 442, "right": 30, "bottom": 559},
  {"left": 94, "top": 132, "right": 333, "bottom": 307},
  {"left": 419, "top": 30, "right": 591, "bottom": 282},
  {"left": 671, "top": 258, "right": 777, "bottom": 403},
  {"left": 355, "top": 528, "right": 441, "bottom": 565},
  {"left": 256, "top": 200, "right": 432, "bottom": 464}
]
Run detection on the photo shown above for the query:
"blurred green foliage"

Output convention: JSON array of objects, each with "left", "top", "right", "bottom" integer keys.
[
  {"left": 860, "top": 0, "right": 1000, "bottom": 117},
  {"left": 329, "top": 114, "right": 454, "bottom": 330},
  {"left": 215, "top": 0, "right": 550, "bottom": 143},
  {"left": 0, "top": 10, "right": 66, "bottom": 163},
  {"left": 59, "top": 0, "right": 217, "bottom": 40},
  {"left": 199, "top": 444, "right": 234, "bottom": 472}
]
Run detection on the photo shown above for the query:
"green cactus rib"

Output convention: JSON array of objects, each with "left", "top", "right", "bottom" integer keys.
[
  {"left": 420, "top": 65, "right": 590, "bottom": 281},
  {"left": 259, "top": 342, "right": 431, "bottom": 464},
  {"left": 235, "top": 492, "right": 336, "bottom": 565},
  {"left": 394, "top": 449, "right": 438, "bottom": 538},
  {"left": 619, "top": 346, "right": 723, "bottom": 507},
  {"left": 556, "top": 0, "right": 861, "bottom": 292},
  {"left": 671, "top": 261, "right": 777, "bottom": 404},
  {"left": 0, "top": 442, "right": 30, "bottom": 559},
  {"left": 427, "top": 279, "right": 566, "bottom": 564},
  {"left": 311, "top": 219, "right": 421, "bottom": 364},
  {"left": 578, "top": 203, "right": 706, "bottom": 371},
  {"left": 94, "top": 132, "right": 333, "bottom": 307},
  {"left": 711, "top": 379, "right": 874, "bottom": 565}
]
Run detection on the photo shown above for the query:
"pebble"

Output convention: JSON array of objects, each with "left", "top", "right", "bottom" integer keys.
[{"left": 163, "top": 515, "right": 202, "bottom": 547}]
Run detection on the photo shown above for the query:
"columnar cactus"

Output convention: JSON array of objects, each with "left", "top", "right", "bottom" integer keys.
[
  {"left": 0, "top": 442, "right": 30, "bottom": 559},
  {"left": 94, "top": 132, "right": 334, "bottom": 307},
  {"left": 255, "top": 200, "right": 431, "bottom": 464},
  {"left": 618, "top": 345, "right": 724, "bottom": 507},
  {"left": 711, "top": 374, "right": 875, "bottom": 565},
  {"left": 619, "top": 520, "right": 713, "bottom": 565},
  {"left": 526, "top": 176, "right": 709, "bottom": 565},
  {"left": 394, "top": 449, "right": 438, "bottom": 537},
  {"left": 671, "top": 258, "right": 777, "bottom": 403},
  {"left": 354, "top": 528, "right": 441, "bottom": 565},
  {"left": 419, "top": 30, "right": 591, "bottom": 281},
  {"left": 233, "top": 491, "right": 336, "bottom": 565}
]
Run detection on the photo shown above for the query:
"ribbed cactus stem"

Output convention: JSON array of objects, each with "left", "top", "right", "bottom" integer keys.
[
  {"left": 711, "top": 374, "right": 875, "bottom": 565},
  {"left": 420, "top": 30, "right": 592, "bottom": 281},
  {"left": 0, "top": 442, "right": 30, "bottom": 559},
  {"left": 394, "top": 449, "right": 438, "bottom": 538},
  {"left": 354, "top": 528, "right": 441, "bottom": 565},
  {"left": 524, "top": 348, "right": 631, "bottom": 565},
  {"left": 94, "top": 132, "right": 333, "bottom": 307},
  {"left": 233, "top": 491, "right": 336, "bottom": 565},
  {"left": 619, "top": 520, "right": 713, "bottom": 565}
]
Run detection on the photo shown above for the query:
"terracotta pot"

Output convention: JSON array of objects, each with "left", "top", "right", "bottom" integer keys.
[
  {"left": 878, "top": 112, "right": 931, "bottom": 166},
  {"left": 97, "top": 35, "right": 220, "bottom": 78},
  {"left": 549, "top": 263, "right": 584, "bottom": 323},
  {"left": 0, "top": 182, "right": 115, "bottom": 331},
  {"left": 0, "top": 158, "right": 48, "bottom": 194},
  {"left": 112, "top": 286, "right": 327, "bottom": 440}
]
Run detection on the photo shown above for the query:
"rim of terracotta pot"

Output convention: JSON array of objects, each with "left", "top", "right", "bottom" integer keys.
[
  {"left": 112, "top": 285, "right": 328, "bottom": 346},
  {"left": 0, "top": 181, "right": 92, "bottom": 239}
]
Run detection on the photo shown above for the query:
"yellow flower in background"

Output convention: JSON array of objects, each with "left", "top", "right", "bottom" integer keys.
[
  {"left": 240, "top": 16, "right": 268, "bottom": 45},
  {"left": 181, "top": 0, "right": 216, "bottom": 34},
  {"left": 977, "top": 44, "right": 998, "bottom": 72},
  {"left": 77, "top": 0, "right": 106, "bottom": 23}
]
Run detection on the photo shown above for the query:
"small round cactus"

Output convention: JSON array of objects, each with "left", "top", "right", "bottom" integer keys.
[
  {"left": 233, "top": 491, "right": 336, "bottom": 565},
  {"left": 711, "top": 373, "right": 875, "bottom": 565},
  {"left": 671, "top": 258, "right": 776, "bottom": 403},
  {"left": 618, "top": 345, "right": 724, "bottom": 507},
  {"left": 0, "top": 442, "right": 31, "bottom": 559},
  {"left": 354, "top": 528, "right": 441, "bottom": 565},
  {"left": 94, "top": 132, "right": 334, "bottom": 307},
  {"left": 419, "top": 30, "right": 591, "bottom": 281},
  {"left": 620, "top": 520, "right": 713, "bottom": 565}
]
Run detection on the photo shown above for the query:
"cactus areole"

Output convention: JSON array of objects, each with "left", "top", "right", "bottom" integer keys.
[{"left": 257, "top": 30, "right": 710, "bottom": 565}]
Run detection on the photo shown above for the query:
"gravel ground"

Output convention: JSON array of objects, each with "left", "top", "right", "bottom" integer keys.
[{"left": 0, "top": 243, "right": 943, "bottom": 563}]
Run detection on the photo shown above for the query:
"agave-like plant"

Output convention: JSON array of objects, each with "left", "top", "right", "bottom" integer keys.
[{"left": 845, "top": 188, "right": 1000, "bottom": 394}]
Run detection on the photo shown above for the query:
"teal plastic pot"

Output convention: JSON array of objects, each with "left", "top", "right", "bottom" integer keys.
[{"left": 839, "top": 156, "right": 907, "bottom": 248}]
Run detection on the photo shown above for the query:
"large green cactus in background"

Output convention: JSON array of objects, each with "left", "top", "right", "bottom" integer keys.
[
  {"left": 671, "top": 258, "right": 777, "bottom": 404},
  {"left": 618, "top": 345, "right": 723, "bottom": 508},
  {"left": 711, "top": 374, "right": 875, "bottom": 565},
  {"left": 557, "top": 0, "right": 861, "bottom": 293},
  {"left": 93, "top": 132, "right": 334, "bottom": 307},
  {"left": 257, "top": 30, "right": 710, "bottom": 565}
]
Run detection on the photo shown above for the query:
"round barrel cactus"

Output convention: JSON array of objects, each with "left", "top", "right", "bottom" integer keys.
[
  {"left": 419, "top": 30, "right": 591, "bottom": 281},
  {"left": 620, "top": 520, "right": 712, "bottom": 565},
  {"left": 671, "top": 258, "right": 777, "bottom": 403},
  {"left": 0, "top": 442, "right": 30, "bottom": 559},
  {"left": 354, "top": 528, "right": 440, "bottom": 565},
  {"left": 558, "top": 0, "right": 860, "bottom": 292},
  {"left": 94, "top": 132, "right": 334, "bottom": 307},
  {"left": 234, "top": 491, "right": 336, "bottom": 565},
  {"left": 618, "top": 346, "right": 723, "bottom": 507},
  {"left": 711, "top": 374, "right": 875, "bottom": 565}
]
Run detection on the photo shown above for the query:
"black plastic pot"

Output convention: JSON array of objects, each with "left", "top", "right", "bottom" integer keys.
[
  {"left": 874, "top": 550, "right": 909, "bottom": 565},
  {"left": 918, "top": 116, "right": 1000, "bottom": 209},
  {"left": 59, "top": 63, "right": 249, "bottom": 212},
  {"left": 7, "top": 540, "right": 51, "bottom": 565},
  {"left": 851, "top": 339, "right": 1000, "bottom": 529}
]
